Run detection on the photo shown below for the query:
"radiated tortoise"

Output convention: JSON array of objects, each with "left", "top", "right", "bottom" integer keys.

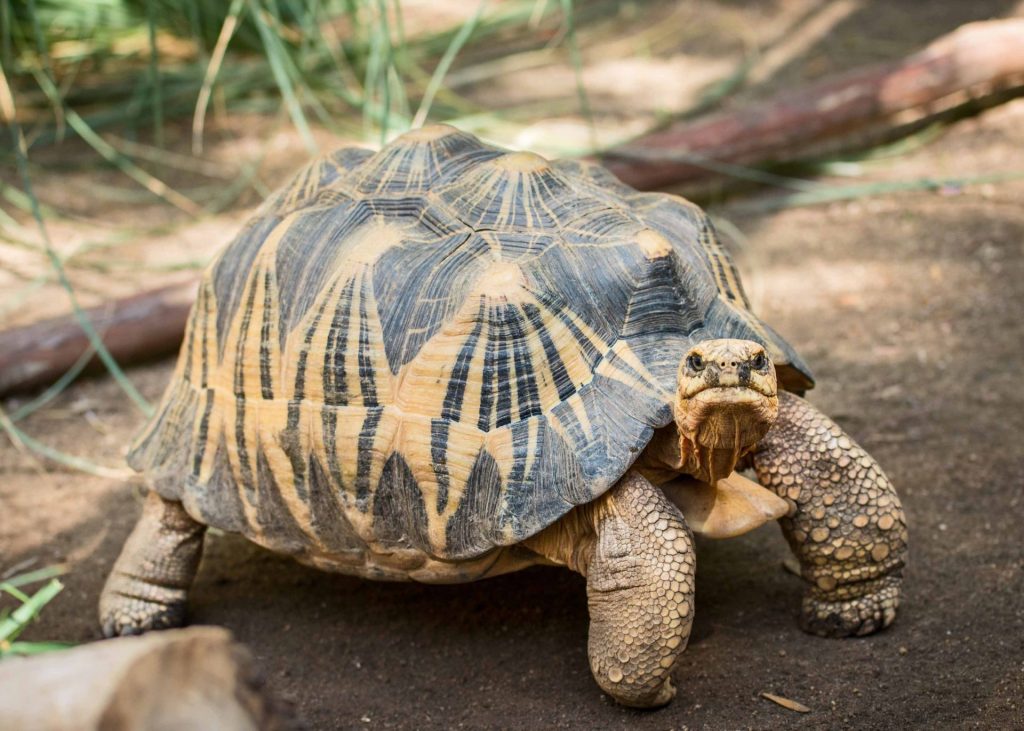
[{"left": 100, "top": 125, "right": 908, "bottom": 708}]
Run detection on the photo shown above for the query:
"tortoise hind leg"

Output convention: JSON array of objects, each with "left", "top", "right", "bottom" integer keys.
[{"left": 100, "top": 491, "right": 206, "bottom": 637}]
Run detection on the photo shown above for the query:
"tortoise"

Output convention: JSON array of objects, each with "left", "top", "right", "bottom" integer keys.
[{"left": 100, "top": 125, "right": 907, "bottom": 708}]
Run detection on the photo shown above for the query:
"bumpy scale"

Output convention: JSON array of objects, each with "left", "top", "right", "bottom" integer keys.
[{"left": 752, "top": 392, "right": 907, "bottom": 636}]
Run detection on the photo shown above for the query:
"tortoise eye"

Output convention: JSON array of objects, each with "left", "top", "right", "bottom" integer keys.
[
  {"left": 686, "top": 354, "right": 705, "bottom": 372},
  {"left": 751, "top": 353, "right": 767, "bottom": 370}
]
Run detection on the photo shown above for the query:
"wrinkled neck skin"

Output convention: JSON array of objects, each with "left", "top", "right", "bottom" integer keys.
[
  {"left": 635, "top": 423, "right": 758, "bottom": 486},
  {"left": 676, "top": 390, "right": 779, "bottom": 484},
  {"left": 636, "top": 395, "right": 778, "bottom": 485}
]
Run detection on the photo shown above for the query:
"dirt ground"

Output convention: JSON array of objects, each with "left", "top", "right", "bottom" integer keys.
[{"left": 3, "top": 2, "right": 1024, "bottom": 729}]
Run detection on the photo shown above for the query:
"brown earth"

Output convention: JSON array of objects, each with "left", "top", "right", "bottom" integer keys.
[{"left": 3, "top": 2, "right": 1024, "bottom": 729}]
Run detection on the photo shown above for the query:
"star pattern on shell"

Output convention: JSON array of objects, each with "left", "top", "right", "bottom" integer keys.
[{"left": 129, "top": 125, "right": 813, "bottom": 562}]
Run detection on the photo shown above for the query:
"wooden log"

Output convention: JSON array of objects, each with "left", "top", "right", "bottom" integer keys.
[
  {"left": 0, "top": 281, "right": 195, "bottom": 397},
  {"left": 2, "top": 20, "right": 1023, "bottom": 397},
  {"left": 0, "top": 627, "right": 298, "bottom": 731},
  {"left": 601, "top": 18, "right": 1024, "bottom": 191}
]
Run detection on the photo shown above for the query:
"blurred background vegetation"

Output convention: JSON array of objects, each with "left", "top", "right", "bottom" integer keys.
[{"left": 3, "top": 0, "right": 1024, "bottom": 470}]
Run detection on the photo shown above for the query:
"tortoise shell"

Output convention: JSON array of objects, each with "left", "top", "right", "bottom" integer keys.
[{"left": 129, "top": 125, "right": 813, "bottom": 562}]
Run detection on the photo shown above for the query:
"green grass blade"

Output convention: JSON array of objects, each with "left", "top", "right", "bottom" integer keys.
[
  {"left": 144, "top": 0, "right": 165, "bottom": 146},
  {"left": 0, "top": 579, "right": 63, "bottom": 648},
  {"left": 5, "top": 641, "right": 75, "bottom": 656},
  {"left": 362, "top": 5, "right": 385, "bottom": 139},
  {"left": 249, "top": 0, "right": 317, "bottom": 153},
  {"left": 192, "top": 0, "right": 246, "bottom": 155},
  {"left": 1, "top": 585, "right": 30, "bottom": 603},
  {"left": 1, "top": 0, "right": 11, "bottom": 71},
  {"left": 9, "top": 346, "right": 96, "bottom": 422},
  {"left": 30, "top": 69, "right": 201, "bottom": 215},
  {"left": 1, "top": 71, "right": 153, "bottom": 416},
  {"left": 559, "top": 0, "right": 595, "bottom": 151},
  {"left": 24, "top": 0, "right": 65, "bottom": 140},
  {"left": 0, "top": 566, "right": 67, "bottom": 589},
  {"left": 412, "top": 0, "right": 487, "bottom": 129},
  {"left": 729, "top": 171, "right": 1024, "bottom": 213},
  {"left": 0, "top": 405, "right": 133, "bottom": 478},
  {"left": 375, "top": 0, "right": 394, "bottom": 142}
]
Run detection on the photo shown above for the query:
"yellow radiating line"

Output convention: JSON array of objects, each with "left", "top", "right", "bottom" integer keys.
[{"left": 523, "top": 417, "right": 541, "bottom": 479}]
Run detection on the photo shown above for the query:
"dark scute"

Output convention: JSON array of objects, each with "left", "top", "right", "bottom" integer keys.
[
  {"left": 485, "top": 231, "right": 555, "bottom": 260},
  {"left": 629, "top": 194, "right": 720, "bottom": 292},
  {"left": 213, "top": 215, "right": 282, "bottom": 357},
  {"left": 307, "top": 455, "right": 362, "bottom": 552},
  {"left": 255, "top": 448, "right": 309, "bottom": 553},
  {"left": 506, "top": 420, "right": 587, "bottom": 540},
  {"left": 275, "top": 198, "right": 440, "bottom": 342},
  {"left": 327, "top": 146, "right": 374, "bottom": 174},
  {"left": 356, "top": 129, "right": 499, "bottom": 194},
  {"left": 273, "top": 203, "right": 365, "bottom": 343},
  {"left": 430, "top": 419, "right": 452, "bottom": 513},
  {"left": 438, "top": 164, "right": 601, "bottom": 230},
  {"left": 523, "top": 242, "right": 636, "bottom": 345},
  {"left": 374, "top": 231, "right": 486, "bottom": 373},
  {"left": 127, "top": 381, "right": 197, "bottom": 478},
  {"left": 547, "top": 379, "right": 660, "bottom": 490},
  {"left": 355, "top": 407, "right": 384, "bottom": 506},
  {"left": 190, "top": 435, "right": 248, "bottom": 535},
  {"left": 373, "top": 453, "right": 431, "bottom": 550},
  {"left": 625, "top": 332, "right": 696, "bottom": 398},
  {"left": 552, "top": 159, "right": 637, "bottom": 200},
  {"left": 446, "top": 449, "right": 502, "bottom": 558},
  {"left": 620, "top": 254, "right": 704, "bottom": 339}
]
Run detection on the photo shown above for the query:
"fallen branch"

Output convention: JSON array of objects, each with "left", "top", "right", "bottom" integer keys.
[
  {"left": 0, "top": 281, "right": 195, "bottom": 397},
  {"left": 3, "top": 20, "right": 1024, "bottom": 398},
  {"left": 0, "top": 627, "right": 298, "bottom": 731},
  {"left": 601, "top": 18, "right": 1024, "bottom": 191}
]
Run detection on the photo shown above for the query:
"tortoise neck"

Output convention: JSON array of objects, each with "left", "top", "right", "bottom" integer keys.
[{"left": 634, "top": 424, "right": 751, "bottom": 485}]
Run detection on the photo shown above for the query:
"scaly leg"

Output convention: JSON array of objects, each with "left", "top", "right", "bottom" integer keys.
[
  {"left": 752, "top": 392, "right": 908, "bottom": 637},
  {"left": 99, "top": 491, "right": 206, "bottom": 637},
  {"left": 527, "top": 471, "right": 696, "bottom": 707}
]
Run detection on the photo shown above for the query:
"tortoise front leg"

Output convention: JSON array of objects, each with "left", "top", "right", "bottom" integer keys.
[
  {"left": 99, "top": 491, "right": 206, "bottom": 637},
  {"left": 527, "top": 471, "right": 695, "bottom": 707},
  {"left": 752, "top": 392, "right": 908, "bottom": 637}
]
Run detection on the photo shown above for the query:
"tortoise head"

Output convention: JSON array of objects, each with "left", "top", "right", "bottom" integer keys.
[{"left": 674, "top": 339, "right": 779, "bottom": 484}]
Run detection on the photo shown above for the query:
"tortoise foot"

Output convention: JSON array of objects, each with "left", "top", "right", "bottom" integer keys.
[
  {"left": 99, "top": 492, "right": 204, "bottom": 638},
  {"left": 100, "top": 580, "right": 189, "bottom": 638},
  {"left": 800, "top": 576, "right": 901, "bottom": 638}
]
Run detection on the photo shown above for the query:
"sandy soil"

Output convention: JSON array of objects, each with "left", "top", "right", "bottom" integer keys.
[{"left": 3, "top": 2, "right": 1024, "bottom": 729}]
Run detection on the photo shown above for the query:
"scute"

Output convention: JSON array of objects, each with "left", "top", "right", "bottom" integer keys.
[{"left": 130, "top": 126, "right": 813, "bottom": 565}]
